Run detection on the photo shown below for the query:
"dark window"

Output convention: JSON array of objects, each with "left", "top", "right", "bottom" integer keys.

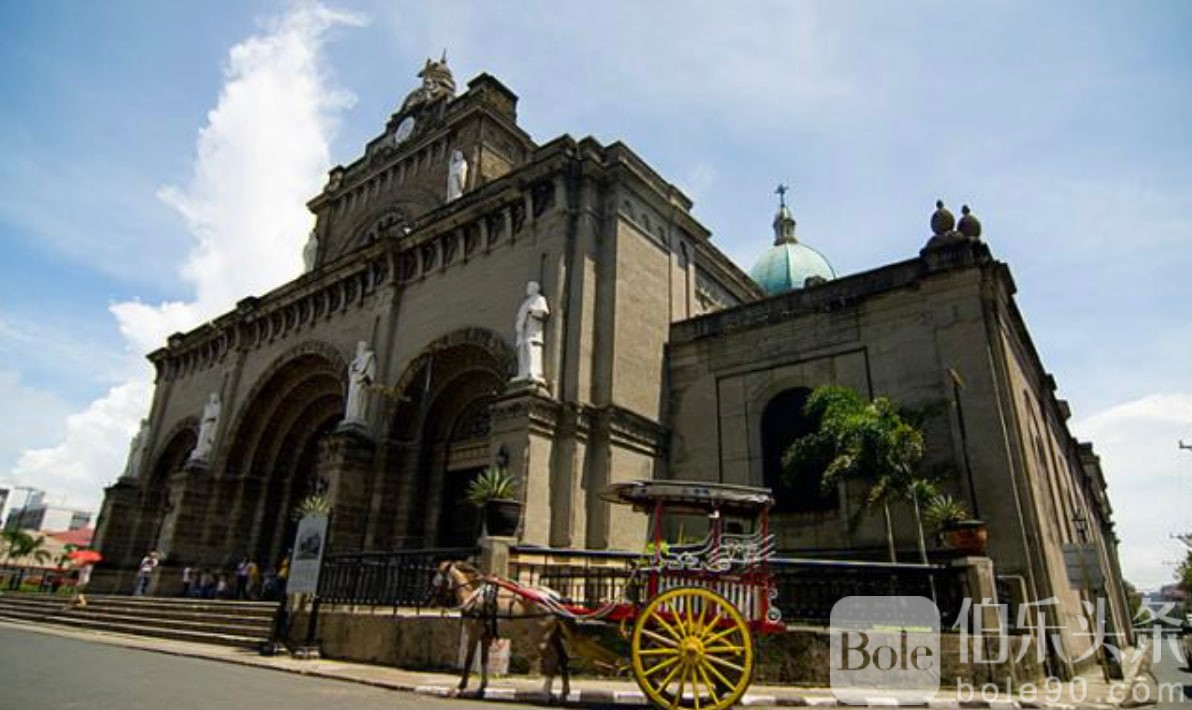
[{"left": 761, "top": 387, "right": 838, "bottom": 513}]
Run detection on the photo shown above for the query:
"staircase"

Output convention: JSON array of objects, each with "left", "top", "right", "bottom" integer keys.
[{"left": 0, "top": 592, "right": 277, "bottom": 649}]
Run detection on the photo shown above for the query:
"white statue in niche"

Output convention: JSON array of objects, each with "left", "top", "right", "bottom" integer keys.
[
  {"left": 188, "top": 393, "right": 222, "bottom": 465},
  {"left": 123, "top": 418, "right": 150, "bottom": 479},
  {"left": 344, "top": 341, "right": 376, "bottom": 425},
  {"left": 514, "top": 281, "right": 549, "bottom": 383},
  {"left": 446, "top": 149, "right": 468, "bottom": 202},
  {"left": 302, "top": 229, "right": 319, "bottom": 272}
]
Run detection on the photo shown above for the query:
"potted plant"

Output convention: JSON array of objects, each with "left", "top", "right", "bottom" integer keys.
[
  {"left": 923, "top": 494, "right": 988, "bottom": 555},
  {"left": 467, "top": 465, "right": 521, "bottom": 537}
]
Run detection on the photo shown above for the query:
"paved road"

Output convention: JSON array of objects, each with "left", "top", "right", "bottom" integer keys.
[
  {"left": 1147, "top": 634, "right": 1192, "bottom": 709},
  {"left": 0, "top": 626, "right": 543, "bottom": 710}
]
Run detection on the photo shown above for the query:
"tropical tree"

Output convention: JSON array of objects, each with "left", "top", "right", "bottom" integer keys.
[
  {"left": 1, "top": 530, "right": 53, "bottom": 567},
  {"left": 782, "top": 385, "right": 928, "bottom": 562}
]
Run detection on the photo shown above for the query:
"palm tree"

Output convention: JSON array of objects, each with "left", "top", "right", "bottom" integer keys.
[
  {"left": 10, "top": 532, "right": 53, "bottom": 567},
  {"left": 782, "top": 385, "right": 927, "bottom": 562}
]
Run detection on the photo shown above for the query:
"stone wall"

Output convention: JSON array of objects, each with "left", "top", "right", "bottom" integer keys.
[{"left": 288, "top": 609, "right": 1043, "bottom": 688}]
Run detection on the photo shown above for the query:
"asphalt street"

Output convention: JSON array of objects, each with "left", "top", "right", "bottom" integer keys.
[
  {"left": 1144, "top": 634, "right": 1192, "bottom": 710},
  {"left": 0, "top": 626, "right": 545, "bottom": 710}
]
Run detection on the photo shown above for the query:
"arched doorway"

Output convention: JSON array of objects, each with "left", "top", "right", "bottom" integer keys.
[
  {"left": 382, "top": 331, "right": 513, "bottom": 549},
  {"left": 220, "top": 347, "right": 344, "bottom": 566},
  {"left": 129, "top": 426, "right": 196, "bottom": 564}
]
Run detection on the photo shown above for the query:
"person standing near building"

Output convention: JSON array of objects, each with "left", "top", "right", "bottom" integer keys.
[
  {"left": 234, "top": 558, "right": 250, "bottom": 599},
  {"left": 180, "top": 565, "right": 194, "bottom": 597},
  {"left": 134, "top": 550, "right": 159, "bottom": 596},
  {"left": 71, "top": 562, "right": 93, "bottom": 607}
]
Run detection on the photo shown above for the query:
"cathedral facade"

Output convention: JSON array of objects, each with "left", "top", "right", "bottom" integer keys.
[{"left": 94, "top": 59, "right": 1129, "bottom": 664}]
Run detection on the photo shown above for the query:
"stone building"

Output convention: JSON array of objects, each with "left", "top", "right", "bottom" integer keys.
[{"left": 94, "top": 58, "right": 1129, "bottom": 669}]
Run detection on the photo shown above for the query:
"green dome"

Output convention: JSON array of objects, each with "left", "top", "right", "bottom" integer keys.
[
  {"left": 749, "top": 241, "right": 836, "bottom": 295},
  {"left": 748, "top": 201, "right": 835, "bottom": 295}
]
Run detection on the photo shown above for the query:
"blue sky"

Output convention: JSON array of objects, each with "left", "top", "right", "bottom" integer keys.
[{"left": 1, "top": 1, "right": 1190, "bottom": 589}]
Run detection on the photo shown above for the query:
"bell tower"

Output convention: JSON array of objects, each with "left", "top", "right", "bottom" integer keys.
[{"left": 305, "top": 56, "right": 537, "bottom": 267}]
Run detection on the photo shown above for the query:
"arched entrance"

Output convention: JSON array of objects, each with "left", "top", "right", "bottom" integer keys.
[
  {"left": 219, "top": 346, "right": 345, "bottom": 566},
  {"left": 380, "top": 330, "right": 514, "bottom": 549},
  {"left": 128, "top": 425, "right": 196, "bottom": 564}
]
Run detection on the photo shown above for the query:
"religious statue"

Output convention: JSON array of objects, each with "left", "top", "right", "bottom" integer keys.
[
  {"left": 122, "top": 418, "right": 150, "bottom": 479},
  {"left": 188, "top": 392, "right": 222, "bottom": 465},
  {"left": 344, "top": 341, "right": 376, "bottom": 425},
  {"left": 447, "top": 149, "right": 468, "bottom": 202},
  {"left": 302, "top": 229, "right": 319, "bottom": 273},
  {"left": 514, "top": 281, "right": 549, "bottom": 383},
  {"left": 400, "top": 53, "right": 457, "bottom": 111}
]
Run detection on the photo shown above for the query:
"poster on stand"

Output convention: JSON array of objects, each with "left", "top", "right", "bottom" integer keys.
[{"left": 288, "top": 514, "right": 329, "bottom": 595}]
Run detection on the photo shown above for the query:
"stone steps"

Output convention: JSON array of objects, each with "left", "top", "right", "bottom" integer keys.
[{"left": 0, "top": 592, "right": 277, "bottom": 649}]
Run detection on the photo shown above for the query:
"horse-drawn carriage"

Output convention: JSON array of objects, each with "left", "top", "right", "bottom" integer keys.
[{"left": 436, "top": 480, "right": 782, "bottom": 709}]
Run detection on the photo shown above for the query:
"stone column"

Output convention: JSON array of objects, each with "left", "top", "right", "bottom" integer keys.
[
  {"left": 158, "top": 464, "right": 217, "bottom": 572},
  {"left": 490, "top": 385, "right": 561, "bottom": 547},
  {"left": 91, "top": 480, "right": 143, "bottom": 593},
  {"left": 953, "top": 556, "right": 999, "bottom": 632},
  {"left": 316, "top": 429, "right": 377, "bottom": 553}
]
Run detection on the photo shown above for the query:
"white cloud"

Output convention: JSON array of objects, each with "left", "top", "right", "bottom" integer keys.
[
  {"left": 1071, "top": 393, "right": 1192, "bottom": 591},
  {"left": 6, "top": 380, "right": 150, "bottom": 512},
  {"left": 0, "top": 371, "right": 73, "bottom": 476},
  {"left": 6, "top": 3, "right": 364, "bottom": 516}
]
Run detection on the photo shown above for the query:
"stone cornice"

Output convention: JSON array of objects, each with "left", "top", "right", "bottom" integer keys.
[{"left": 670, "top": 239, "right": 995, "bottom": 345}]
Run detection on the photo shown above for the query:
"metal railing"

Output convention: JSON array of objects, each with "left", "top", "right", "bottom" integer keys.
[
  {"left": 317, "top": 547, "right": 477, "bottom": 608},
  {"left": 312, "top": 545, "right": 971, "bottom": 625},
  {"left": 771, "top": 557, "right": 969, "bottom": 626}
]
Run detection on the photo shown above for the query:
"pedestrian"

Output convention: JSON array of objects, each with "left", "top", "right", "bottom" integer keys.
[
  {"left": 71, "top": 562, "right": 93, "bottom": 608},
  {"left": 277, "top": 552, "right": 290, "bottom": 597},
  {"left": 234, "top": 557, "right": 249, "bottom": 599},
  {"left": 134, "top": 550, "right": 159, "bottom": 596},
  {"left": 198, "top": 568, "right": 216, "bottom": 599},
  {"left": 180, "top": 565, "right": 193, "bottom": 597},
  {"left": 247, "top": 559, "right": 261, "bottom": 600},
  {"left": 215, "top": 573, "right": 230, "bottom": 599}
]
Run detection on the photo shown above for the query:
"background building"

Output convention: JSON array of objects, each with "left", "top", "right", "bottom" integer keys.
[{"left": 3, "top": 490, "right": 93, "bottom": 533}]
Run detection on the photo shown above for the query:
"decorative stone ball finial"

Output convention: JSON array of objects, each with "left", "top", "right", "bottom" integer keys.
[
  {"left": 958, "top": 204, "right": 982, "bottom": 239},
  {"left": 930, "top": 199, "right": 955, "bottom": 236}
]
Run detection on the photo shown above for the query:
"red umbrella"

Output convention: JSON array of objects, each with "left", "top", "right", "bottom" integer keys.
[{"left": 67, "top": 549, "right": 103, "bottom": 564}]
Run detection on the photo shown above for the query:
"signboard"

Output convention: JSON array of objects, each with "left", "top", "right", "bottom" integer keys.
[
  {"left": 287, "top": 514, "right": 329, "bottom": 595},
  {"left": 1063, "top": 543, "right": 1103, "bottom": 588}
]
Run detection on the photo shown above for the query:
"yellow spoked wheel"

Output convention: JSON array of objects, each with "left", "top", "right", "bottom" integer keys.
[{"left": 631, "top": 587, "right": 754, "bottom": 710}]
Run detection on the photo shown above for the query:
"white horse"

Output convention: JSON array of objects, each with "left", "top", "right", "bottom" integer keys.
[{"left": 431, "top": 560, "right": 571, "bottom": 700}]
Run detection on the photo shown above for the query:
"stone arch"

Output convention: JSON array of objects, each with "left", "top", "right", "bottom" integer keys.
[
  {"left": 388, "top": 327, "right": 516, "bottom": 401},
  {"left": 334, "top": 206, "right": 415, "bottom": 260},
  {"left": 144, "top": 418, "right": 198, "bottom": 490},
  {"left": 212, "top": 341, "right": 347, "bottom": 565},
  {"left": 126, "top": 422, "right": 198, "bottom": 567},
  {"left": 371, "top": 328, "right": 514, "bottom": 549}
]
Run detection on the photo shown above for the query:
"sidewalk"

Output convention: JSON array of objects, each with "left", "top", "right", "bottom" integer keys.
[{"left": 0, "top": 617, "right": 1151, "bottom": 709}]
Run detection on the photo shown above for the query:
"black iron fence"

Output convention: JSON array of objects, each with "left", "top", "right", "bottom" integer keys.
[
  {"left": 770, "top": 557, "right": 969, "bottom": 627},
  {"left": 311, "top": 546, "right": 971, "bottom": 625},
  {"left": 317, "top": 547, "right": 477, "bottom": 608}
]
